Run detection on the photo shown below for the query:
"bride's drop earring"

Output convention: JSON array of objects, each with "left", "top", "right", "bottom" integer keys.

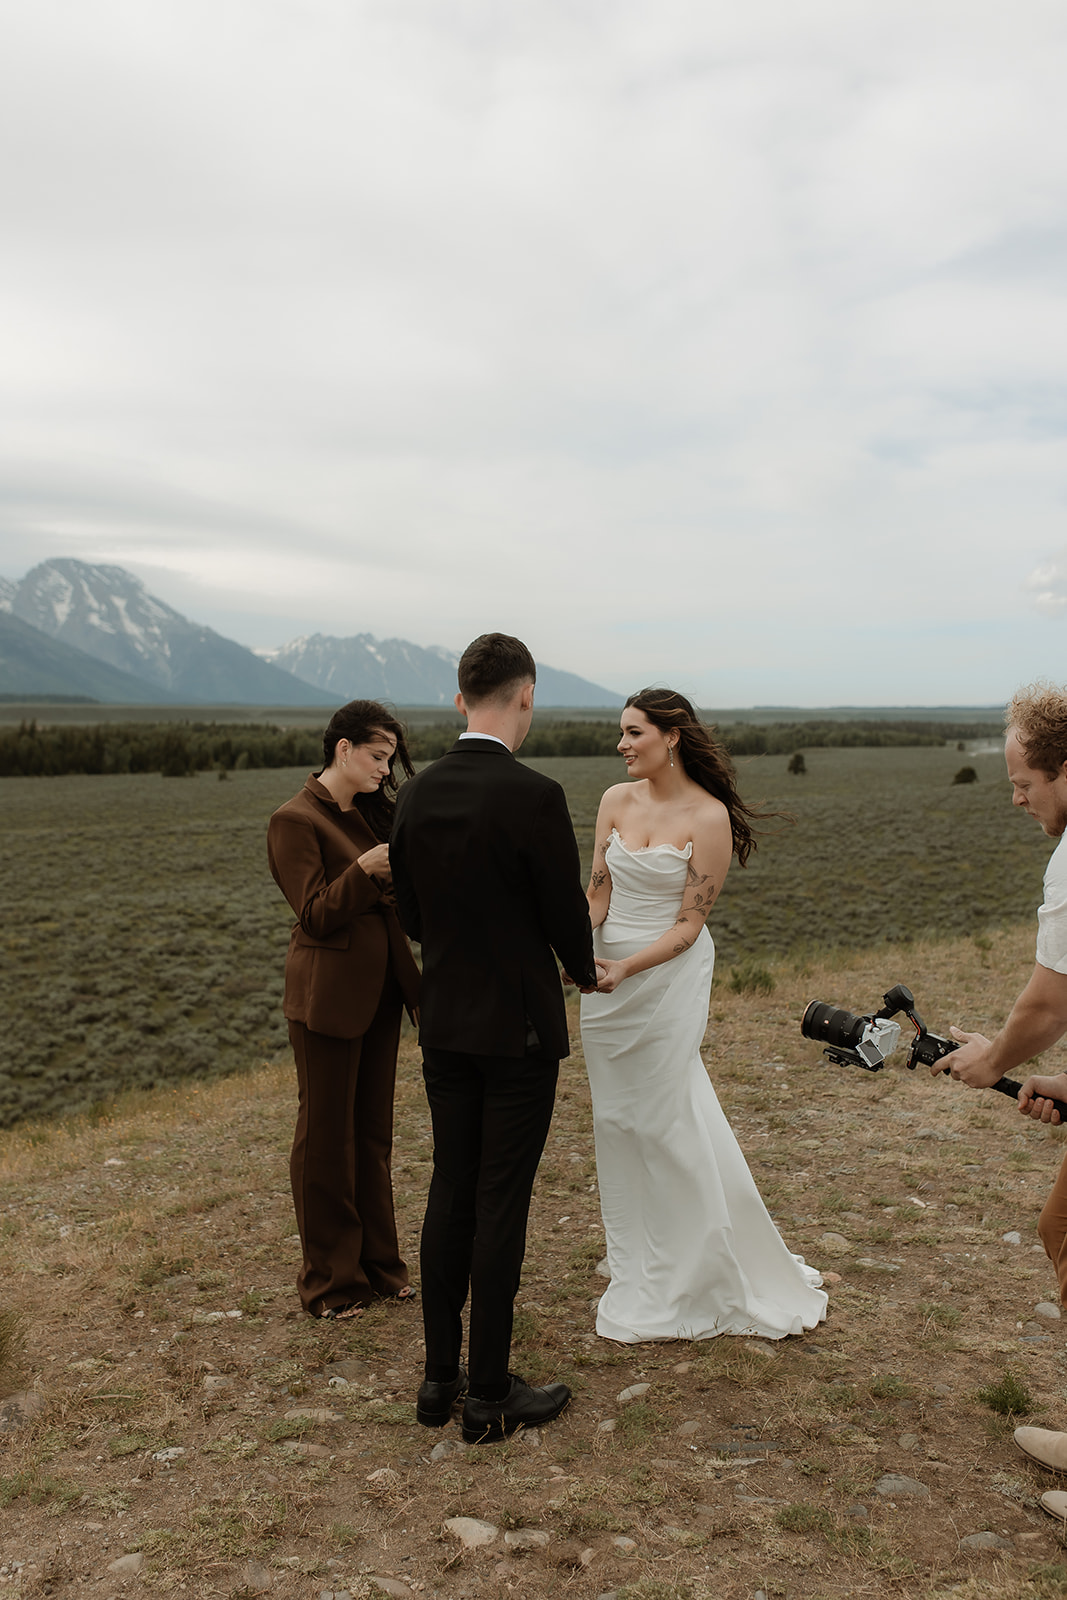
[{"left": 668, "top": 744, "right": 674, "bottom": 768}]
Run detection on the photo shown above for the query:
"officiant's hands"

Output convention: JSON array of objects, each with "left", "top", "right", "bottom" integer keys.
[
  {"left": 358, "top": 843, "right": 396, "bottom": 901},
  {"left": 358, "top": 843, "right": 391, "bottom": 882}
]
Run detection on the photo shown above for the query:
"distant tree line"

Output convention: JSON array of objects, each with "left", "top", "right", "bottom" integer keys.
[
  {"left": 0, "top": 721, "right": 322, "bottom": 778},
  {"left": 0, "top": 716, "right": 1005, "bottom": 778},
  {"left": 0, "top": 693, "right": 98, "bottom": 703},
  {"left": 359, "top": 717, "right": 1006, "bottom": 764},
  {"left": 718, "top": 718, "right": 1003, "bottom": 755}
]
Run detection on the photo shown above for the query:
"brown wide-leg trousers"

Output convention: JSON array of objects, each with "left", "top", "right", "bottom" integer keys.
[
  {"left": 1039, "top": 1148, "right": 1067, "bottom": 1306},
  {"left": 288, "top": 975, "right": 408, "bottom": 1315}
]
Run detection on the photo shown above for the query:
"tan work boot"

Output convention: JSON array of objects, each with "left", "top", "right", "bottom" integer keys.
[{"left": 1015, "top": 1426, "right": 1067, "bottom": 1472}]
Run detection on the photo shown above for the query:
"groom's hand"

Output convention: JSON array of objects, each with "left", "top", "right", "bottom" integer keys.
[{"left": 562, "top": 970, "right": 599, "bottom": 994}]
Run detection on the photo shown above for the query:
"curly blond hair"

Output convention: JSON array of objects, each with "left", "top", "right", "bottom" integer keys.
[{"left": 1007, "top": 682, "right": 1067, "bottom": 777}]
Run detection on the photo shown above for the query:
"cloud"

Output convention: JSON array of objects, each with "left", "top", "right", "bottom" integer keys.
[
  {"left": 1, "top": 0, "right": 1066, "bottom": 702},
  {"left": 1027, "top": 558, "right": 1067, "bottom": 616}
]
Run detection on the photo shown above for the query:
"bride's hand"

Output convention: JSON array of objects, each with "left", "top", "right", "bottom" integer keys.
[{"left": 594, "top": 959, "right": 627, "bottom": 994}]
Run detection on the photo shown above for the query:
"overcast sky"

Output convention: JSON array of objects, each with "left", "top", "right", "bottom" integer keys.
[{"left": 2, "top": 0, "right": 1066, "bottom": 705}]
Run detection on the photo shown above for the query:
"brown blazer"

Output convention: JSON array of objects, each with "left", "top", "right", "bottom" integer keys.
[{"left": 267, "top": 774, "right": 420, "bottom": 1039}]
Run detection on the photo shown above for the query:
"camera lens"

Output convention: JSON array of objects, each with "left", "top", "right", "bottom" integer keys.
[{"left": 801, "top": 1001, "right": 868, "bottom": 1050}]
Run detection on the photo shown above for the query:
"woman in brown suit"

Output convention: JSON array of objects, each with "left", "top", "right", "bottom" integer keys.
[{"left": 268, "top": 700, "right": 421, "bottom": 1319}]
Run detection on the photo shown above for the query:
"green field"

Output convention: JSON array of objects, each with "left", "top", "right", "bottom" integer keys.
[
  {"left": 536, "top": 741, "right": 1053, "bottom": 958},
  {"left": 0, "top": 741, "right": 1051, "bottom": 1125}
]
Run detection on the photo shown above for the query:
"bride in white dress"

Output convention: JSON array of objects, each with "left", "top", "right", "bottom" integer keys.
[{"left": 580, "top": 688, "right": 827, "bottom": 1344}]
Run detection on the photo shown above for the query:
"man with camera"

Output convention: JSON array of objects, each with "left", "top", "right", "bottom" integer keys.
[{"left": 939, "top": 683, "right": 1067, "bottom": 1496}]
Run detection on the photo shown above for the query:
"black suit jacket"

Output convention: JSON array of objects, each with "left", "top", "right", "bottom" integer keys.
[{"left": 390, "top": 738, "right": 597, "bottom": 1060}]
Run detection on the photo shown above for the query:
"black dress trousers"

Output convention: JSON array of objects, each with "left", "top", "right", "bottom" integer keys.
[{"left": 419, "top": 1047, "right": 559, "bottom": 1388}]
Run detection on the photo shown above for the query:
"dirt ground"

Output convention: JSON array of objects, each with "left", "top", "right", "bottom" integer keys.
[{"left": 5, "top": 925, "right": 1067, "bottom": 1599}]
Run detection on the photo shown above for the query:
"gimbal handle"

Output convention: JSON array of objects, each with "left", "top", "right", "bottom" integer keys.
[
  {"left": 986, "top": 1074, "right": 1067, "bottom": 1122},
  {"left": 882, "top": 983, "right": 1067, "bottom": 1123}
]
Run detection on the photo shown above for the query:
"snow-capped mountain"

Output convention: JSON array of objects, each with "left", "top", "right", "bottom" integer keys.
[
  {"left": 261, "top": 633, "right": 461, "bottom": 705},
  {"left": 10, "top": 560, "right": 334, "bottom": 706},
  {"left": 3, "top": 558, "right": 622, "bottom": 706},
  {"left": 0, "top": 611, "right": 178, "bottom": 702},
  {"left": 14, "top": 560, "right": 186, "bottom": 673},
  {"left": 262, "top": 633, "right": 622, "bottom": 707}
]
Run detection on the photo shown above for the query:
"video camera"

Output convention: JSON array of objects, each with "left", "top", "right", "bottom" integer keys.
[{"left": 800, "top": 983, "right": 1067, "bottom": 1118}]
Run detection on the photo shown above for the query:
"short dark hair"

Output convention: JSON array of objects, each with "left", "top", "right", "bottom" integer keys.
[{"left": 457, "top": 633, "right": 536, "bottom": 706}]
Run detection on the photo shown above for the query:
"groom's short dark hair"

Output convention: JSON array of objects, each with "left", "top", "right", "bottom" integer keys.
[{"left": 458, "top": 633, "right": 537, "bottom": 706}]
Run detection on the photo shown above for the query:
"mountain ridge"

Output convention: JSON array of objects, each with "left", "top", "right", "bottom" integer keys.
[
  {"left": 0, "top": 611, "right": 182, "bottom": 703},
  {"left": 262, "top": 632, "right": 621, "bottom": 706},
  {"left": 5, "top": 561, "right": 335, "bottom": 706},
  {"left": 2, "top": 560, "right": 623, "bottom": 706}
]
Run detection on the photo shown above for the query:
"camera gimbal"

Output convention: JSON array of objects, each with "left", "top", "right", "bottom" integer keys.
[{"left": 801, "top": 983, "right": 1067, "bottom": 1119}]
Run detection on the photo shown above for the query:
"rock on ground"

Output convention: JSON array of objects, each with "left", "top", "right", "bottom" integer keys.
[
  {"left": 504, "top": 1528, "right": 551, "bottom": 1549},
  {"left": 0, "top": 1391, "right": 44, "bottom": 1432},
  {"left": 443, "top": 1516, "right": 498, "bottom": 1548},
  {"left": 617, "top": 1383, "right": 650, "bottom": 1403},
  {"left": 960, "top": 1531, "right": 1014, "bottom": 1551},
  {"left": 875, "top": 1474, "right": 931, "bottom": 1498},
  {"left": 107, "top": 1553, "right": 145, "bottom": 1575}
]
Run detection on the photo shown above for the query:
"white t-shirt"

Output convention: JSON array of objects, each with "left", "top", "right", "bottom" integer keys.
[{"left": 1036, "top": 833, "right": 1067, "bottom": 974}]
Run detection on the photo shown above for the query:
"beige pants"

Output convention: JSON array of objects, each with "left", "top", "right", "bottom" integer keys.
[{"left": 1039, "top": 1148, "right": 1067, "bottom": 1306}]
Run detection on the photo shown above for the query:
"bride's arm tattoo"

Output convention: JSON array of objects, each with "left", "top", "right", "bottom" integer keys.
[
  {"left": 684, "top": 867, "right": 716, "bottom": 915},
  {"left": 670, "top": 871, "right": 718, "bottom": 951},
  {"left": 591, "top": 836, "right": 612, "bottom": 892}
]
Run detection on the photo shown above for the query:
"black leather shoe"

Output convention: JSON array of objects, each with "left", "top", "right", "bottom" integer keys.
[
  {"left": 461, "top": 1375, "right": 571, "bottom": 1444},
  {"left": 416, "top": 1367, "right": 468, "bottom": 1427}
]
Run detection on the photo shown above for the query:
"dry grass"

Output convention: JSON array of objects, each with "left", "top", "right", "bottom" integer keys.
[{"left": 4, "top": 925, "right": 1067, "bottom": 1596}]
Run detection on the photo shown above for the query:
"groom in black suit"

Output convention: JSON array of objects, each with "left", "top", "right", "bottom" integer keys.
[{"left": 391, "top": 633, "right": 598, "bottom": 1442}]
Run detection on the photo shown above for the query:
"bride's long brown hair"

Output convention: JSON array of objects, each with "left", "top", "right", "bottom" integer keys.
[{"left": 625, "top": 687, "right": 776, "bottom": 866}]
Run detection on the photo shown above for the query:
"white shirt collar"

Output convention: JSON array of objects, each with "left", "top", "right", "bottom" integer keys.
[{"left": 458, "top": 731, "right": 510, "bottom": 749}]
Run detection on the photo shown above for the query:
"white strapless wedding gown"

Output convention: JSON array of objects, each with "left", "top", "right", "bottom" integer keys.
[{"left": 580, "top": 830, "right": 827, "bottom": 1343}]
